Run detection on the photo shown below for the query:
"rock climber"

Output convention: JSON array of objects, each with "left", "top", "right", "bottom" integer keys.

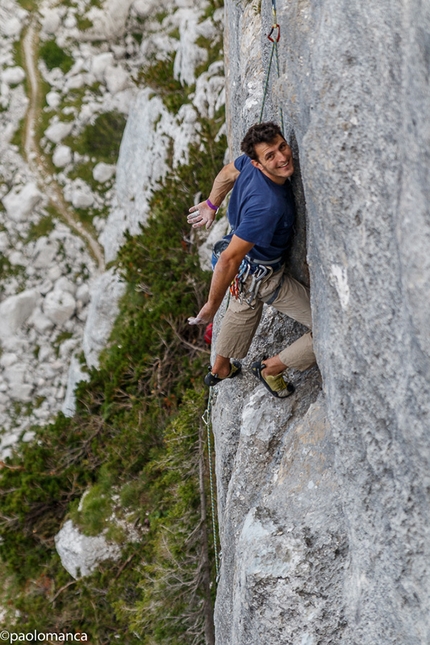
[{"left": 187, "top": 121, "right": 315, "bottom": 398}]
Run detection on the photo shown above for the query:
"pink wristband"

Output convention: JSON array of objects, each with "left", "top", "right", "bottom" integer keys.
[{"left": 206, "top": 198, "right": 218, "bottom": 211}]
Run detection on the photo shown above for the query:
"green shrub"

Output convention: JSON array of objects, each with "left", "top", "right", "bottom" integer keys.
[
  {"left": 71, "top": 111, "right": 126, "bottom": 163},
  {"left": 39, "top": 40, "right": 74, "bottom": 74},
  {"left": 0, "top": 4, "right": 226, "bottom": 639},
  {"left": 26, "top": 214, "right": 55, "bottom": 242},
  {"left": 0, "top": 126, "right": 225, "bottom": 640},
  {"left": 140, "top": 55, "right": 189, "bottom": 113}
]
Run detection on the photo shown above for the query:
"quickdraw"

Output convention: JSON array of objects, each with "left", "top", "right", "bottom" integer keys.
[
  {"left": 229, "top": 257, "right": 250, "bottom": 299},
  {"left": 230, "top": 259, "right": 276, "bottom": 308}
]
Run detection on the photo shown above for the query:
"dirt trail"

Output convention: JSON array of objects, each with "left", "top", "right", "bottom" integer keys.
[{"left": 23, "top": 21, "right": 106, "bottom": 272}]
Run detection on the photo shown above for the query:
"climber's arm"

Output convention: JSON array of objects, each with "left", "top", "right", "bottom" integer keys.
[
  {"left": 188, "top": 235, "right": 254, "bottom": 325},
  {"left": 187, "top": 162, "right": 240, "bottom": 230}
]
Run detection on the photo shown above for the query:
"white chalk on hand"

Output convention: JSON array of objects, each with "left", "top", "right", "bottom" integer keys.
[{"left": 188, "top": 316, "right": 203, "bottom": 325}]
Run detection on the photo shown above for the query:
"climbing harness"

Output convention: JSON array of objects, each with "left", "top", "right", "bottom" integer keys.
[
  {"left": 213, "top": 234, "right": 284, "bottom": 308},
  {"left": 259, "top": 0, "right": 284, "bottom": 131},
  {"left": 230, "top": 256, "right": 282, "bottom": 308},
  {"left": 202, "top": 389, "right": 221, "bottom": 581}
]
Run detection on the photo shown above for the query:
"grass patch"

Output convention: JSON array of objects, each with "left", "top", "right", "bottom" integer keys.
[
  {"left": 202, "top": 0, "right": 225, "bottom": 19},
  {"left": 76, "top": 15, "right": 93, "bottom": 31},
  {"left": 132, "top": 32, "right": 143, "bottom": 45},
  {"left": 67, "top": 111, "right": 126, "bottom": 163},
  {"left": 53, "top": 331, "right": 74, "bottom": 358},
  {"left": 139, "top": 55, "right": 189, "bottom": 113},
  {"left": 195, "top": 34, "right": 224, "bottom": 78},
  {"left": 15, "top": 0, "right": 37, "bottom": 10},
  {"left": 26, "top": 214, "right": 55, "bottom": 242},
  {"left": 39, "top": 40, "right": 74, "bottom": 74},
  {"left": 0, "top": 255, "right": 26, "bottom": 282},
  {"left": 69, "top": 466, "right": 114, "bottom": 536},
  {"left": 67, "top": 160, "right": 100, "bottom": 193},
  {"left": 10, "top": 118, "right": 26, "bottom": 157},
  {"left": 57, "top": 84, "right": 102, "bottom": 112}
]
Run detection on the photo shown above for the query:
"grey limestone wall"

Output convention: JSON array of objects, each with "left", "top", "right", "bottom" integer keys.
[{"left": 214, "top": 0, "right": 430, "bottom": 643}]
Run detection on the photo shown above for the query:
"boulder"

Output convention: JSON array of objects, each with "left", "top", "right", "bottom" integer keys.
[
  {"left": 93, "top": 162, "right": 116, "bottom": 183},
  {"left": 40, "top": 9, "right": 62, "bottom": 35},
  {"left": 59, "top": 338, "right": 78, "bottom": 359},
  {"left": 84, "top": 0, "right": 135, "bottom": 40},
  {"left": 43, "top": 290, "right": 76, "bottom": 326},
  {"left": 0, "top": 290, "right": 39, "bottom": 339},
  {"left": 52, "top": 145, "right": 72, "bottom": 168},
  {"left": 4, "top": 364, "right": 26, "bottom": 385},
  {"left": 0, "top": 353, "right": 18, "bottom": 369},
  {"left": 63, "top": 14, "right": 77, "bottom": 29},
  {"left": 55, "top": 519, "right": 121, "bottom": 579},
  {"left": 44, "top": 121, "right": 73, "bottom": 144},
  {"left": 30, "top": 308, "right": 55, "bottom": 334},
  {"left": 2, "top": 183, "right": 43, "bottom": 222},
  {"left": 1, "top": 67, "right": 25, "bottom": 86},
  {"left": 46, "top": 91, "right": 61, "bottom": 108},
  {"left": 2, "top": 17, "right": 23, "bottom": 37},
  {"left": 8, "top": 250, "right": 25, "bottom": 266},
  {"left": 4, "top": 365, "right": 34, "bottom": 403},
  {"left": 48, "top": 265, "right": 63, "bottom": 282},
  {"left": 0, "top": 232, "right": 8, "bottom": 252},
  {"left": 91, "top": 53, "right": 114, "bottom": 82},
  {"left": 33, "top": 238, "right": 59, "bottom": 270},
  {"left": 71, "top": 187, "right": 94, "bottom": 209},
  {"left": 104, "top": 64, "right": 130, "bottom": 95},
  {"left": 76, "top": 283, "right": 90, "bottom": 305},
  {"left": 54, "top": 277, "right": 76, "bottom": 295},
  {"left": 131, "top": 0, "right": 157, "bottom": 18},
  {"left": 38, "top": 279, "right": 54, "bottom": 295},
  {"left": 65, "top": 74, "right": 84, "bottom": 91}
]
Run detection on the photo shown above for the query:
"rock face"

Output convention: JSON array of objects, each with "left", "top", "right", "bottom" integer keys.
[
  {"left": 82, "top": 268, "right": 126, "bottom": 368},
  {"left": 216, "top": 0, "right": 430, "bottom": 643}
]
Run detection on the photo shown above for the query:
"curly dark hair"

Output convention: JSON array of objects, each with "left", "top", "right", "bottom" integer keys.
[{"left": 240, "top": 122, "right": 285, "bottom": 160}]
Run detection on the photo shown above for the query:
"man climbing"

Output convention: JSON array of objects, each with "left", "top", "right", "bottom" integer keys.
[{"left": 187, "top": 122, "right": 315, "bottom": 398}]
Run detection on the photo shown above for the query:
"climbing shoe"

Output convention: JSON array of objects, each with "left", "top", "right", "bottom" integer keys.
[
  {"left": 251, "top": 360, "right": 295, "bottom": 398},
  {"left": 204, "top": 359, "right": 242, "bottom": 387}
]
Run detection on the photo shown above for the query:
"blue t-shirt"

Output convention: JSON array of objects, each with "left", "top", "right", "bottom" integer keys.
[{"left": 228, "top": 155, "right": 295, "bottom": 262}]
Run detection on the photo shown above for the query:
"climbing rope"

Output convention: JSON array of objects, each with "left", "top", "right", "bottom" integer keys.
[
  {"left": 259, "top": 0, "right": 284, "bottom": 131},
  {"left": 199, "top": 2, "right": 284, "bottom": 585},
  {"left": 202, "top": 388, "right": 220, "bottom": 581}
]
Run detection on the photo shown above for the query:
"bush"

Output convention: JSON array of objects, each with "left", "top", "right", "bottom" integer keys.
[
  {"left": 39, "top": 40, "right": 74, "bottom": 74},
  {"left": 72, "top": 111, "right": 127, "bottom": 163},
  {"left": 0, "top": 128, "right": 226, "bottom": 642}
]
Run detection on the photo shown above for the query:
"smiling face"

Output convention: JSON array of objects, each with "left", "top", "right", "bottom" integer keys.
[{"left": 250, "top": 135, "right": 294, "bottom": 184}]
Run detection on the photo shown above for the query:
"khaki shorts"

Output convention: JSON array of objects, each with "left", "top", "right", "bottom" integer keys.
[{"left": 215, "top": 268, "right": 315, "bottom": 371}]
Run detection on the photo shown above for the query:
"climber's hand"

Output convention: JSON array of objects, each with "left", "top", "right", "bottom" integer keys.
[
  {"left": 188, "top": 303, "right": 215, "bottom": 325},
  {"left": 187, "top": 201, "right": 216, "bottom": 230}
]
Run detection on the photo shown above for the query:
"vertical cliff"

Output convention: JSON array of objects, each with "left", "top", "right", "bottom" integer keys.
[{"left": 214, "top": 0, "right": 430, "bottom": 643}]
